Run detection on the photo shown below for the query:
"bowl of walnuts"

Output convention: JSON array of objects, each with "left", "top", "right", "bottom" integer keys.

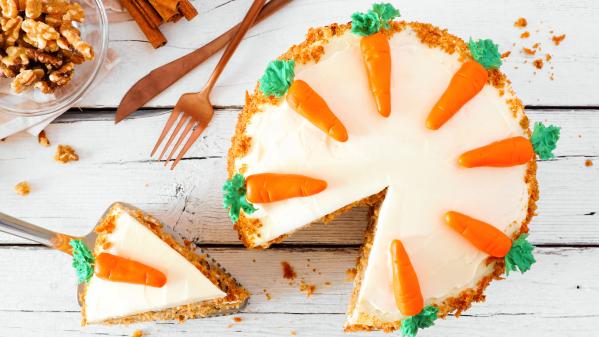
[{"left": 0, "top": 0, "right": 108, "bottom": 116}]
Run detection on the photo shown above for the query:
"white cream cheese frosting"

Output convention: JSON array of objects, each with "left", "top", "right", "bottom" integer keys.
[
  {"left": 84, "top": 211, "right": 226, "bottom": 323},
  {"left": 235, "top": 27, "right": 530, "bottom": 324}
]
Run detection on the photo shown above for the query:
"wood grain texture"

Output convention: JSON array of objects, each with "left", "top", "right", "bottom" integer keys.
[
  {"left": 0, "top": 246, "right": 597, "bottom": 336},
  {"left": 78, "top": 0, "right": 599, "bottom": 108},
  {"left": 0, "top": 109, "right": 596, "bottom": 245}
]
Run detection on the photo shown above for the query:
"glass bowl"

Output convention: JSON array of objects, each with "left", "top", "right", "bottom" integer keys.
[{"left": 0, "top": 0, "right": 109, "bottom": 117}]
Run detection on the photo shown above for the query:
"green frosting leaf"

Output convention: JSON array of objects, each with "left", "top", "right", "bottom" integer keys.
[
  {"left": 371, "top": 3, "right": 401, "bottom": 29},
  {"left": 531, "top": 122, "right": 561, "bottom": 160},
  {"left": 223, "top": 173, "right": 257, "bottom": 223},
  {"left": 259, "top": 59, "right": 295, "bottom": 97},
  {"left": 351, "top": 3, "right": 400, "bottom": 36},
  {"left": 468, "top": 38, "right": 502, "bottom": 70},
  {"left": 400, "top": 305, "right": 439, "bottom": 337},
  {"left": 70, "top": 239, "right": 95, "bottom": 284},
  {"left": 505, "top": 234, "right": 536, "bottom": 275}
]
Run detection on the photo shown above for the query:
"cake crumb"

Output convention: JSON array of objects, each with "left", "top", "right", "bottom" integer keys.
[
  {"left": 522, "top": 47, "right": 536, "bottom": 55},
  {"left": 233, "top": 316, "right": 243, "bottom": 323},
  {"left": 281, "top": 261, "right": 297, "bottom": 280},
  {"left": 227, "top": 323, "right": 234, "bottom": 328},
  {"left": 102, "top": 241, "right": 112, "bottom": 250},
  {"left": 15, "top": 181, "right": 30, "bottom": 196},
  {"left": 532, "top": 42, "right": 540, "bottom": 50},
  {"left": 325, "top": 281, "right": 331, "bottom": 286},
  {"left": 552, "top": 34, "right": 566, "bottom": 46},
  {"left": 514, "top": 17, "right": 527, "bottom": 28},
  {"left": 291, "top": 330, "right": 297, "bottom": 336},
  {"left": 545, "top": 53, "right": 552, "bottom": 62},
  {"left": 131, "top": 330, "right": 143, "bottom": 337},
  {"left": 345, "top": 267, "right": 357, "bottom": 282},
  {"left": 520, "top": 31, "right": 530, "bottom": 39},
  {"left": 54, "top": 145, "right": 79, "bottom": 164},
  {"left": 533, "top": 59, "right": 544, "bottom": 69},
  {"left": 585, "top": 159, "right": 593, "bottom": 167},
  {"left": 263, "top": 288, "right": 272, "bottom": 300},
  {"left": 299, "top": 280, "right": 316, "bottom": 297},
  {"left": 38, "top": 130, "right": 50, "bottom": 147},
  {"left": 501, "top": 51, "right": 511, "bottom": 58}
]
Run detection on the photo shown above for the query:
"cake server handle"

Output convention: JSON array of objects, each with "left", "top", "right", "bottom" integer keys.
[{"left": 0, "top": 212, "right": 76, "bottom": 254}]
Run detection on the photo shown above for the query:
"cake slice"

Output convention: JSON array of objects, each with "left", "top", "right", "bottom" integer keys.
[{"left": 76, "top": 202, "right": 249, "bottom": 325}]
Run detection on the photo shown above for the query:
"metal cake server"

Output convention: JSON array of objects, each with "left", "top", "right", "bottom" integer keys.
[
  {"left": 115, "top": 0, "right": 290, "bottom": 123},
  {"left": 0, "top": 211, "right": 98, "bottom": 305}
]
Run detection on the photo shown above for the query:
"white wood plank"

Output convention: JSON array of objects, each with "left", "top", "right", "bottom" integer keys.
[
  {"left": 0, "top": 246, "right": 596, "bottom": 336},
  {"left": 77, "top": 0, "right": 599, "bottom": 108},
  {"left": 0, "top": 110, "right": 596, "bottom": 245},
  {"left": 1, "top": 311, "right": 597, "bottom": 337}
]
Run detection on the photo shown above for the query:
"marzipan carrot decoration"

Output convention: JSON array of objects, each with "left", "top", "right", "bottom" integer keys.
[
  {"left": 389, "top": 239, "right": 424, "bottom": 316},
  {"left": 444, "top": 211, "right": 512, "bottom": 258},
  {"left": 95, "top": 252, "right": 167, "bottom": 288},
  {"left": 360, "top": 32, "right": 392, "bottom": 117},
  {"left": 426, "top": 61, "right": 487, "bottom": 130},
  {"left": 351, "top": 3, "right": 400, "bottom": 118},
  {"left": 458, "top": 136, "right": 534, "bottom": 168},
  {"left": 286, "top": 80, "right": 348, "bottom": 142},
  {"left": 246, "top": 173, "right": 327, "bottom": 204},
  {"left": 426, "top": 38, "right": 503, "bottom": 130}
]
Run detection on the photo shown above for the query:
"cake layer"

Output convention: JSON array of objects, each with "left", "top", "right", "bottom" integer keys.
[
  {"left": 83, "top": 206, "right": 229, "bottom": 323},
  {"left": 230, "top": 22, "right": 536, "bottom": 331}
]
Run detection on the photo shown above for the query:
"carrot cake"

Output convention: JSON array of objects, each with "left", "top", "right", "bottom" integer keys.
[
  {"left": 71, "top": 202, "right": 249, "bottom": 325},
  {"left": 225, "top": 3, "right": 559, "bottom": 335}
]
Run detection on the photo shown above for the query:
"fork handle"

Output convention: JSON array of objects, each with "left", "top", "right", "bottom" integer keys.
[
  {"left": 0, "top": 212, "right": 74, "bottom": 254},
  {"left": 204, "top": 0, "right": 267, "bottom": 93}
]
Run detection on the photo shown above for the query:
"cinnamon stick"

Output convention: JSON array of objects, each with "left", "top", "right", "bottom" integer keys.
[
  {"left": 148, "top": 0, "right": 181, "bottom": 22},
  {"left": 133, "top": 0, "right": 163, "bottom": 27},
  {"left": 178, "top": 0, "right": 197, "bottom": 21},
  {"left": 120, "top": 0, "right": 167, "bottom": 48}
]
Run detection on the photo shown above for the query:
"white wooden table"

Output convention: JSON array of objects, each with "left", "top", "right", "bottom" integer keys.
[{"left": 1, "top": 1, "right": 598, "bottom": 336}]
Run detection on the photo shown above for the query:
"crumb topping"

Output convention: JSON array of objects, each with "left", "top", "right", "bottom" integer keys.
[{"left": 14, "top": 181, "right": 30, "bottom": 196}]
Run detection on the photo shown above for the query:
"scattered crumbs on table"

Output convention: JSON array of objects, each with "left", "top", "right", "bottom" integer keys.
[
  {"left": 144, "top": 182, "right": 150, "bottom": 187},
  {"left": 131, "top": 330, "right": 143, "bottom": 337},
  {"left": 501, "top": 51, "right": 511, "bottom": 58},
  {"left": 522, "top": 47, "right": 536, "bottom": 56},
  {"left": 299, "top": 280, "right": 316, "bottom": 297},
  {"left": 514, "top": 17, "right": 527, "bottom": 28},
  {"left": 552, "top": 34, "right": 566, "bottom": 46},
  {"left": 585, "top": 159, "right": 593, "bottom": 167},
  {"left": 252, "top": 258, "right": 256, "bottom": 263},
  {"left": 227, "top": 323, "right": 234, "bottom": 328},
  {"left": 533, "top": 59, "right": 544, "bottom": 69},
  {"left": 291, "top": 330, "right": 297, "bottom": 336},
  {"left": 263, "top": 288, "right": 272, "bottom": 301},
  {"left": 38, "top": 130, "right": 50, "bottom": 147},
  {"left": 281, "top": 261, "right": 297, "bottom": 280},
  {"left": 520, "top": 31, "right": 530, "bottom": 39},
  {"left": 102, "top": 241, "right": 112, "bottom": 250},
  {"left": 233, "top": 316, "right": 243, "bottom": 323},
  {"left": 54, "top": 145, "right": 79, "bottom": 164},
  {"left": 15, "top": 181, "right": 30, "bottom": 196},
  {"left": 345, "top": 268, "right": 357, "bottom": 282},
  {"left": 545, "top": 53, "right": 552, "bottom": 62},
  {"left": 324, "top": 281, "right": 331, "bottom": 287}
]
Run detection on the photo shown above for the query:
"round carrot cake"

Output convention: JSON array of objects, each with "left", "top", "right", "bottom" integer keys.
[{"left": 225, "top": 3, "right": 557, "bottom": 335}]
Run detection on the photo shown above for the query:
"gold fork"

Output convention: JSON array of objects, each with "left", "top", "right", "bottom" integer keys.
[{"left": 151, "top": 0, "right": 267, "bottom": 170}]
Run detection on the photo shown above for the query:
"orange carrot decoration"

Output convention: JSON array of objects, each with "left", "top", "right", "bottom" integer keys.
[
  {"left": 95, "top": 253, "right": 167, "bottom": 288},
  {"left": 426, "top": 38, "right": 503, "bottom": 130},
  {"left": 390, "top": 239, "right": 424, "bottom": 316},
  {"left": 444, "top": 211, "right": 512, "bottom": 258},
  {"left": 246, "top": 173, "right": 327, "bottom": 204},
  {"left": 459, "top": 136, "right": 534, "bottom": 168},
  {"left": 360, "top": 32, "right": 392, "bottom": 117},
  {"left": 426, "top": 61, "right": 488, "bottom": 130},
  {"left": 286, "top": 80, "right": 348, "bottom": 142}
]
